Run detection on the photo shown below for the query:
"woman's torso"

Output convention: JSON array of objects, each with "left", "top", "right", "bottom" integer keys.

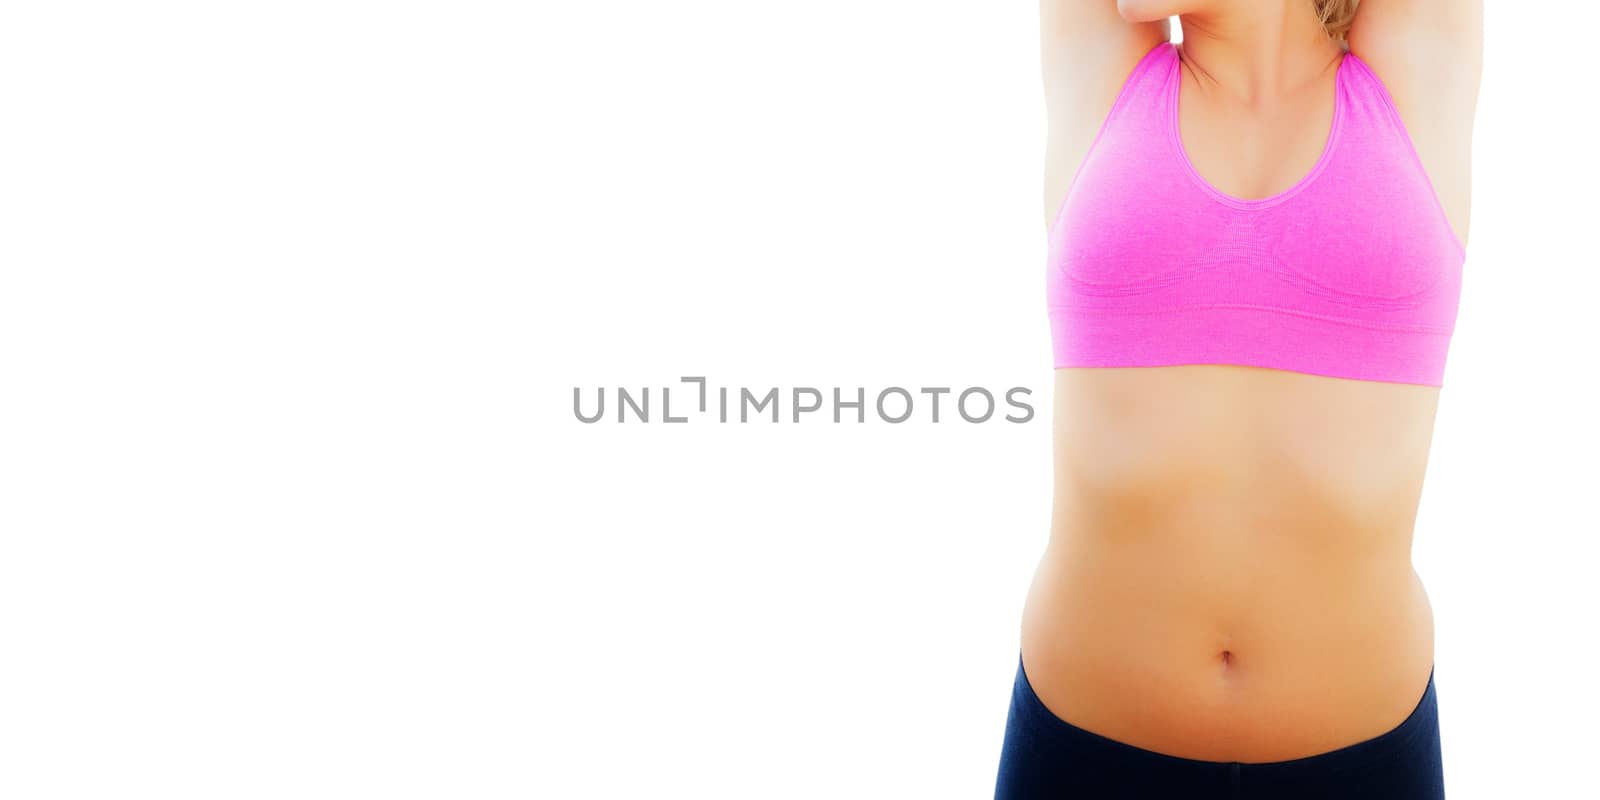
[
  {"left": 1024, "top": 39, "right": 1473, "bottom": 763},
  {"left": 1025, "top": 366, "right": 1440, "bottom": 762}
]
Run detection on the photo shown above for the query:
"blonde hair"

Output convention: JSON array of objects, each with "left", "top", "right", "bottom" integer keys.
[{"left": 1315, "top": 0, "right": 1360, "bottom": 41}]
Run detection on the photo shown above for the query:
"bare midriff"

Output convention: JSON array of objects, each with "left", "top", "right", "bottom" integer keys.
[{"left": 1021, "top": 365, "right": 1439, "bottom": 763}]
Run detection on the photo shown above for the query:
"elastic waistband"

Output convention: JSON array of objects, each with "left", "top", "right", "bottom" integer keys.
[{"left": 1012, "top": 657, "right": 1439, "bottom": 778}]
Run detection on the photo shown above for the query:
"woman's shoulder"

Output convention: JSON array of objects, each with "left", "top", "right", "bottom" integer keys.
[
  {"left": 1042, "top": 37, "right": 1169, "bottom": 114},
  {"left": 1037, "top": 12, "right": 1169, "bottom": 227},
  {"left": 1346, "top": 1, "right": 1484, "bottom": 123},
  {"left": 1346, "top": 1, "right": 1483, "bottom": 247}
]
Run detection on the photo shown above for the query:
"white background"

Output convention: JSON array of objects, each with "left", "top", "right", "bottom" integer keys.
[{"left": 2, "top": 2, "right": 1596, "bottom": 798}]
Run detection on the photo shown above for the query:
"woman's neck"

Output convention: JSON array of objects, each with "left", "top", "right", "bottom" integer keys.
[{"left": 1177, "top": 3, "right": 1345, "bottom": 105}]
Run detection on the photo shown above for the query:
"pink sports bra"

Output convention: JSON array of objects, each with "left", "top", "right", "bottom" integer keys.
[{"left": 1047, "top": 42, "right": 1465, "bottom": 386}]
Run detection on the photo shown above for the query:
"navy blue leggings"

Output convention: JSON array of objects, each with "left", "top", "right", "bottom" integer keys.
[{"left": 995, "top": 658, "right": 1445, "bottom": 799}]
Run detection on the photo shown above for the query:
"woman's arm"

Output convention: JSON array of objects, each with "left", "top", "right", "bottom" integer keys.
[
  {"left": 1039, "top": 2, "right": 1167, "bottom": 228},
  {"left": 1347, "top": 0, "right": 1484, "bottom": 246}
]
